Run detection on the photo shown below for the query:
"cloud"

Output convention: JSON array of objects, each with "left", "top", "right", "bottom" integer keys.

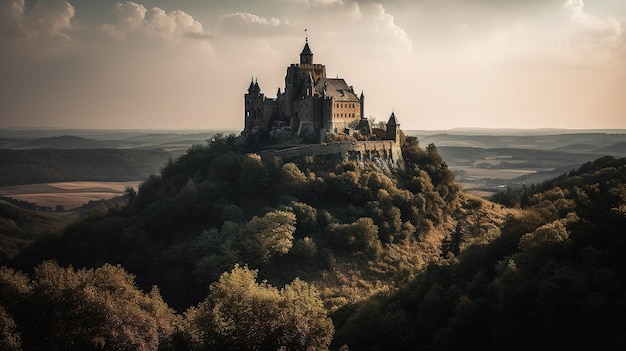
[
  {"left": 1, "top": 0, "right": 214, "bottom": 58},
  {"left": 97, "top": 1, "right": 215, "bottom": 60},
  {"left": 218, "top": 12, "right": 285, "bottom": 36},
  {"left": 0, "top": 0, "right": 220, "bottom": 130},
  {"left": 284, "top": 1, "right": 410, "bottom": 58},
  {"left": 102, "top": 1, "right": 205, "bottom": 41},
  {"left": 222, "top": 12, "right": 280, "bottom": 27},
  {"left": 303, "top": 0, "right": 343, "bottom": 5},
  {"left": 0, "top": 0, "right": 76, "bottom": 52},
  {"left": 563, "top": 0, "right": 624, "bottom": 64},
  {"left": 364, "top": 3, "right": 411, "bottom": 56}
]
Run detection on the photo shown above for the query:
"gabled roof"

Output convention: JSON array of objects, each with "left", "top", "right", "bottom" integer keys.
[{"left": 316, "top": 78, "right": 359, "bottom": 102}]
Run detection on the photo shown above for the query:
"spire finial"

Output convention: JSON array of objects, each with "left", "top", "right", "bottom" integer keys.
[{"left": 305, "top": 28, "right": 308, "bottom": 43}]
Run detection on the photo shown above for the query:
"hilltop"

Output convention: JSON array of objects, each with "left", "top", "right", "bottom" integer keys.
[{"left": 10, "top": 133, "right": 488, "bottom": 310}]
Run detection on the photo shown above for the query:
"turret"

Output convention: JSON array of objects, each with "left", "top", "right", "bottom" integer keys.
[
  {"left": 244, "top": 78, "right": 265, "bottom": 134},
  {"left": 359, "top": 91, "right": 365, "bottom": 120},
  {"left": 247, "top": 78, "right": 261, "bottom": 96},
  {"left": 247, "top": 78, "right": 255, "bottom": 94},
  {"left": 253, "top": 80, "right": 261, "bottom": 94},
  {"left": 386, "top": 112, "right": 400, "bottom": 142},
  {"left": 300, "top": 39, "right": 313, "bottom": 65}
]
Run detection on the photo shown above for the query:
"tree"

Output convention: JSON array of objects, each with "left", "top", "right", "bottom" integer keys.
[
  {"left": 0, "top": 307, "right": 20, "bottom": 351},
  {"left": 188, "top": 265, "right": 334, "bottom": 350},
  {"left": 246, "top": 210, "right": 297, "bottom": 263},
  {"left": 237, "top": 153, "right": 269, "bottom": 196},
  {"left": 0, "top": 262, "right": 180, "bottom": 351},
  {"left": 328, "top": 217, "right": 382, "bottom": 258},
  {"left": 279, "top": 278, "right": 335, "bottom": 350}
]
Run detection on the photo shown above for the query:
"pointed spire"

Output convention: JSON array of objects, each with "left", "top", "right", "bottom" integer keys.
[
  {"left": 386, "top": 111, "right": 400, "bottom": 142},
  {"left": 254, "top": 78, "right": 260, "bottom": 92},
  {"left": 247, "top": 77, "right": 255, "bottom": 93},
  {"left": 388, "top": 111, "right": 397, "bottom": 125},
  {"left": 300, "top": 31, "right": 313, "bottom": 65}
]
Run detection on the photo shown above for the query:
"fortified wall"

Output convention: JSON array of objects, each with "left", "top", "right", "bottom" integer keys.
[{"left": 258, "top": 140, "right": 404, "bottom": 169}]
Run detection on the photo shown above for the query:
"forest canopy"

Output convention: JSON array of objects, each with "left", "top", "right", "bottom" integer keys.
[{"left": 2, "top": 133, "right": 625, "bottom": 350}]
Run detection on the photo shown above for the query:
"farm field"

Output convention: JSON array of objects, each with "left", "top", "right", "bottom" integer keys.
[{"left": 0, "top": 181, "right": 141, "bottom": 210}]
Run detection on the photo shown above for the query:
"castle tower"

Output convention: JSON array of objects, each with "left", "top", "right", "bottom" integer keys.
[
  {"left": 386, "top": 112, "right": 400, "bottom": 142},
  {"left": 300, "top": 38, "right": 313, "bottom": 65},
  {"left": 244, "top": 78, "right": 264, "bottom": 134}
]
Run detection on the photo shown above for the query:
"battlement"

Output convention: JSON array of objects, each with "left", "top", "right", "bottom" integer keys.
[{"left": 289, "top": 63, "right": 326, "bottom": 69}]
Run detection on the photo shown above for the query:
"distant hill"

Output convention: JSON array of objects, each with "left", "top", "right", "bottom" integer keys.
[
  {"left": 411, "top": 132, "right": 626, "bottom": 150},
  {"left": 594, "top": 142, "right": 626, "bottom": 156},
  {"left": 437, "top": 146, "right": 601, "bottom": 169},
  {"left": 0, "top": 148, "right": 176, "bottom": 186},
  {"left": 551, "top": 143, "right": 598, "bottom": 153},
  {"left": 18, "top": 135, "right": 115, "bottom": 149},
  {"left": 0, "top": 129, "right": 234, "bottom": 151}
]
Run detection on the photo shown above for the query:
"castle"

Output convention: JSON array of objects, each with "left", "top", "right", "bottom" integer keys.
[{"left": 243, "top": 38, "right": 400, "bottom": 143}]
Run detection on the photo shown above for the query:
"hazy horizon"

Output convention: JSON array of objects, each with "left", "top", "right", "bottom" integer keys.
[{"left": 2, "top": 0, "right": 625, "bottom": 131}]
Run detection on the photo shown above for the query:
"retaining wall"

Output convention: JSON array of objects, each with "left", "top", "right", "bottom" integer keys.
[{"left": 258, "top": 140, "right": 404, "bottom": 168}]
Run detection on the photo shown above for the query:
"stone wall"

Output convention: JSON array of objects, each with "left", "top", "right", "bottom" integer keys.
[{"left": 258, "top": 140, "right": 404, "bottom": 168}]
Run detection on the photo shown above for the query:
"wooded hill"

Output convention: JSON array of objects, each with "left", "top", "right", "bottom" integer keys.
[
  {"left": 0, "top": 201, "right": 69, "bottom": 259},
  {"left": 1, "top": 134, "right": 625, "bottom": 350},
  {"left": 0, "top": 149, "right": 175, "bottom": 186},
  {"left": 333, "top": 155, "right": 626, "bottom": 350}
]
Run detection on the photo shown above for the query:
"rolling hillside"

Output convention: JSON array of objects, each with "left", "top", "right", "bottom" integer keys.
[{"left": 0, "top": 149, "right": 176, "bottom": 186}]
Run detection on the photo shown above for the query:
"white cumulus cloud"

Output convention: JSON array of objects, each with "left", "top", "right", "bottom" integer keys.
[
  {"left": 1, "top": 0, "right": 76, "bottom": 52},
  {"left": 102, "top": 1, "right": 205, "bottom": 41},
  {"left": 218, "top": 12, "right": 288, "bottom": 37},
  {"left": 562, "top": 0, "right": 625, "bottom": 66}
]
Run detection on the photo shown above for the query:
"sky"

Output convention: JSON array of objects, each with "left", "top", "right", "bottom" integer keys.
[{"left": 1, "top": 0, "right": 625, "bottom": 131}]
